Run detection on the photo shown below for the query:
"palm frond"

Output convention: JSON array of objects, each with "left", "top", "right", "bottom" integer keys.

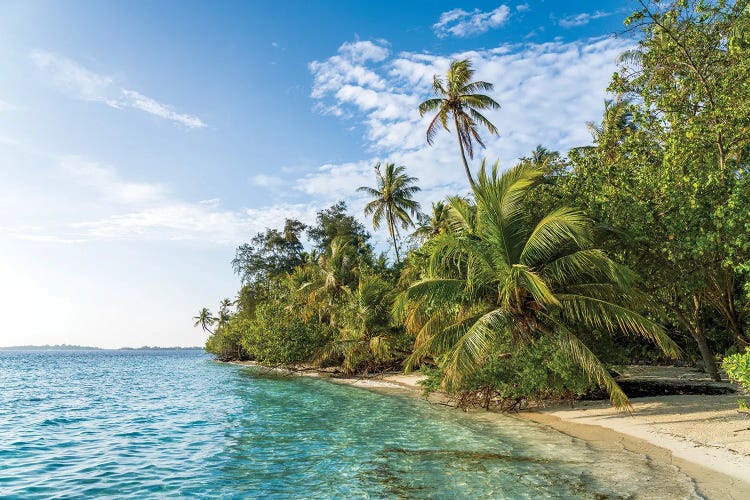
[
  {"left": 547, "top": 317, "right": 631, "bottom": 410},
  {"left": 519, "top": 208, "right": 592, "bottom": 266},
  {"left": 442, "top": 309, "right": 511, "bottom": 389},
  {"left": 557, "top": 294, "right": 681, "bottom": 358}
]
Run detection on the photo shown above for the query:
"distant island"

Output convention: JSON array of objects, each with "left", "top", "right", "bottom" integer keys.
[{"left": 0, "top": 344, "right": 203, "bottom": 351}]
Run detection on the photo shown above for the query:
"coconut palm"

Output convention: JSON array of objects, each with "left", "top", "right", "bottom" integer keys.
[
  {"left": 412, "top": 200, "right": 450, "bottom": 242},
  {"left": 396, "top": 160, "right": 680, "bottom": 409},
  {"left": 358, "top": 163, "right": 421, "bottom": 263},
  {"left": 298, "top": 236, "right": 358, "bottom": 325},
  {"left": 216, "top": 298, "right": 233, "bottom": 329},
  {"left": 314, "top": 275, "right": 395, "bottom": 374},
  {"left": 418, "top": 59, "right": 500, "bottom": 190},
  {"left": 193, "top": 307, "right": 216, "bottom": 334}
]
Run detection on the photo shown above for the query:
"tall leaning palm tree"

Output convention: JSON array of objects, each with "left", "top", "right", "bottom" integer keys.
[
  {"left": 358, "top": 163, "right": 421, "bottom": 263},
  {"left": 418, "top": 59, "right": 500, "bottom": 190},
  {"left": 193, "top": 307, "right": 216, "bottom": 334},
  {"left": 396, "top": 160, "right": 680, "bottom": 409}
]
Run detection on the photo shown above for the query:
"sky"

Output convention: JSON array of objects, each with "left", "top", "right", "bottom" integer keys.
[{"left": 0, "top": 0, "right": 636, "bottom": 348}]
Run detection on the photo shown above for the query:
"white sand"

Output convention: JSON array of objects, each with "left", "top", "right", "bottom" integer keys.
[{"left": 525, "top": 394, "right": 750, "bottom": 492}]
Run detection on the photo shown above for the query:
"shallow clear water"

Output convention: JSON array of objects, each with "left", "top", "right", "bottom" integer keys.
[{"left": 0, "top": 349, "right": 698, "bottom": 499}]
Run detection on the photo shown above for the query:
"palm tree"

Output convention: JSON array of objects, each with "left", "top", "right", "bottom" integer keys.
[
  {"left": 314, "top": 275, "right": 395, "bottom": 374},
  {"left": 216, "top": 298, "right": 233, "bottom": 329},
  {"left": 193, "top": 307, "right": 216, "bottom": 334},
  {"left": 418, "top": 59, "right": 500, "bottom": 190},
  {"left": 297, "top": 236, "right": 358, "bottom": 325},
  {"left": 412, "top": 200, "right": 450, "bottom": 242},
  {"left": 396, "top": 160, "right": 680, "bottom": 409},
  {"left": 358, "top": 163, "right": 421, "bottom": 263}
]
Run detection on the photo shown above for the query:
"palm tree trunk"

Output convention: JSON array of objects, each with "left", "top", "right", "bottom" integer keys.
[
  {"left": 454, "top": 114, "right": 477, "bottom": 191},
  {"left": 387, "top": 209, "right": 400, "bottom": 263}
]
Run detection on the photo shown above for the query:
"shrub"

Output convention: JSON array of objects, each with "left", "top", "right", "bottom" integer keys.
[
  {"left": 419, "top": 337, "right": 598, "bottom": 410},
  {"left": 241, "top": 301, "right": 332, "bottom": 365},
  {"left": 723, "top": 348, "right": 750, "bottom": 392},
  {"left": 205, "top": 318, "right": 248, "bottom": 361}
]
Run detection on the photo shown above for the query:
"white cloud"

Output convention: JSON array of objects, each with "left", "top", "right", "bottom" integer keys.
[
  {"left": 433, "top": 5, "right": 511, "bottom": 38},
  {"left": 250, "top": 174, "right": 284, "bottom": 187},
  {"left": 59, "top": 155, "right": 167, "bottom": 205},
  {"left": 31, "top": 51, "right": 206, "bottom": 128},
  {"left": 559, "top": 11, "right": 613, "bottom": 28},
  {"left": 516, "top": 3, "right": 530, "bottom": 12},
  {"left": 0, "top": 99, "right": 16, "bottom": 112},
  {"left": 119, "top": 90, "right": 206, "bottom": 129},
  {"left": 308, "top": 40, "right": 390, "bottom": 105},
  {"left": 306, "top": 36, "right": 633, "bottom": 237}
]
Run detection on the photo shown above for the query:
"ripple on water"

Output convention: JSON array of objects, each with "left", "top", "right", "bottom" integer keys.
[{"left": 0, "top": 349, "right": 699, "bottom": 499}]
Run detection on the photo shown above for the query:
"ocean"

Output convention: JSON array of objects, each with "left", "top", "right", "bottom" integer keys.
[{"left": 0, "top": 349, "right": 698, "bottom": 498}]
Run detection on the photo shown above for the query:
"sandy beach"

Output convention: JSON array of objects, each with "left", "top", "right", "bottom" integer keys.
[{"left": 233, "top": 361, "right": 750, "bottom": 498}]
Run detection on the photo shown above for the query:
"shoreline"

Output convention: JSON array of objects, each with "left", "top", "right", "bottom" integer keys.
[{"left": 230, "top": 361, "right": 750, "bottom": 498}]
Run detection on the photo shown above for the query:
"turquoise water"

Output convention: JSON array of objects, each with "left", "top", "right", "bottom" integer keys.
[{"left": 1, "top": 349, "right": 697, "bottom": 499}]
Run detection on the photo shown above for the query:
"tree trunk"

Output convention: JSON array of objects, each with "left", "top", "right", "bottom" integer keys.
[
  {"left": 675, "top": 294, "right": 720, "bottom": 382},
  {"left": 454, "top": 115, "right": 477, "bottom": 191},
  {"left": 387, "top": 209, "right": 400, "bottom": 263},
  {"left": 692, "top": 323, "right": 720, "bottom": 382}
]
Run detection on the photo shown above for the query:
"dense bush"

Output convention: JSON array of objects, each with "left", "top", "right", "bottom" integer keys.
[
  {"left": 419, "top": 338, "right": 598, "bottom": 411},
  {"left": 241, "top": 301, "right": 332, "bottom": 365},
  {"left": 205, "top": 318, "right": 246, "bottom": 362},
  {"left": 723, "top": 349, "right": 750, "bottom": 392}
]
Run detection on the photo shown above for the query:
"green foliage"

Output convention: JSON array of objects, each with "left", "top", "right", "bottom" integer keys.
[
  {"left": 232, "top": 219, "right": 307, "bottom": 286},
  {"left": 205, "top": 317, "right": 245, "bottom": 362},
  {"left": 314, "top": 274, "right": 410, "bottom": 373},
  {"left": 307, "top": 201, "right": 371, "bottom": 253},
  {"left": 420, "top": 338, "right": 596, "bottom": 409},
  {"left": 723, "top": 348, "right": 750, "bottom": 410},
  {"left": 199, "top": 8, "right": 750, "bottom": 411},
  {"left": 398, "top": 160, "right": 678, "bottom": 409},
  {"left": 241, "top": 301, "right": 333, "bottom": 365},
  {"left": 723, "top": 348, "right": 750, "bottom": 392}
]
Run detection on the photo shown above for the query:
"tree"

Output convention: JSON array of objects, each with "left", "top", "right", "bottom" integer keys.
[
  {"left": 217, "top": 298, "right": 233, "bottom": 329},
  {"left": 315, "top": 275, "right": 399, "bottom": 374},
  {"left": 358, "top": 163, "right": 421, "bottom": 263},
  {"left": 563, "top": 0, "right": 750, "bottom": 379},
  {"left": 296, "top": 236, "right": 358, "bottom": 326},
  {"left": 232, "top": 218, "right": 307, "bottom": 286},
  {"left": 418, "top": 59, "right": 500, "bottom": 189},
  {"left": 397, "top": 161, "right": 680, "bottom": 409},
  {"left": 307, "top": 201, "right": 371, "bottom": 253},
  {"left": 193, "top": 307, "right": 216, "bottom": 334},
  {"left": 413, "top": 201, "right": 450, "bottom": 242}
]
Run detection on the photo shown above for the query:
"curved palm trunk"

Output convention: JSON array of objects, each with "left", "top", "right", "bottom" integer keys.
[
  {"left": 386, "top": 208, "right": 401, "bottom": 263},
  {"left": 454, "top": 114, "right": 477, "bottom": 191}
]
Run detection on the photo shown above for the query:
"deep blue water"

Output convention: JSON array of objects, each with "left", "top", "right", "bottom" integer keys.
[{"left": 0, "top": 349, "right": 697, "bottom": 498}]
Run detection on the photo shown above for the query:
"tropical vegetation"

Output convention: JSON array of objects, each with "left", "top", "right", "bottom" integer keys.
[{"left": 199, "top": 1, "right": 750, "bottom": 410}]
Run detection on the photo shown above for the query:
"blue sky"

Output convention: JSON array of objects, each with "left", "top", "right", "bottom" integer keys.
[{"left": 0, "top": 0, "right": 634, "bottom": 347}]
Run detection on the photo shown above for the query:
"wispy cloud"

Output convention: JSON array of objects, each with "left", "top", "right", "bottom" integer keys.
[
  {"left": 433, "top": 5, "right": 511, "bottom": 38},
  {"left": 4, "top": 155, "right": 320, "bottom": 245},
  {"left": 250, "top": 174, "right": 284, "bottom": 187},
  {"left": 0, "top": 99, "right": 16, "bottom": 112},
  {"left": 558, "top": 11, "right": 613, "bottom": 28},
  {"left": 59, "top": 156, "right": 167, "bottom": 205},
  {"left": 31, "top": 51, "right": 206, "bottom": 128}
]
